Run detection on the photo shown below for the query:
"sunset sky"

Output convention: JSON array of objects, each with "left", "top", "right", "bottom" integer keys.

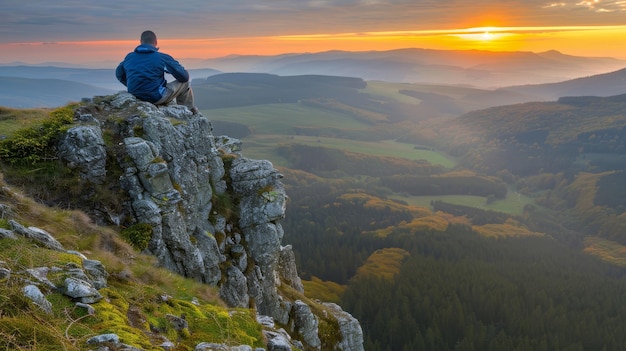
[{"left": 2, "top": 0, "right": 626, "bottom": 67}]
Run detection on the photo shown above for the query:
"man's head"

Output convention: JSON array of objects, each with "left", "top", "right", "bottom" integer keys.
[{"left": 140, "top": 30, "right": 157, "bottom": 46}]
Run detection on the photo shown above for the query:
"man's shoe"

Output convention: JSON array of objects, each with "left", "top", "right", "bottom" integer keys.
[{"left": 190, "top": 106, "right": 199, "bottom": 114}]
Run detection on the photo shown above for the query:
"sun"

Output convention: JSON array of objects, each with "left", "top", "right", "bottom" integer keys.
[
  {"left": 453, "top": 27, "right": 504, "bottom": 42},
  {"left": 481, "top": 31, "right": 495, "bottom": 41}
]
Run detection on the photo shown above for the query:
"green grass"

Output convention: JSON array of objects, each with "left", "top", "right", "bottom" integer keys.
[
  {"left": 0, "top": 179, "right": 264, "bottom": 350},
  {"left": 302, "top": 277, "right": 346, "bottom": 304},
  {"left": 235, "top": 135, "right": 457, "bottom": 169},
  {"left": 362, "top": 81, "right": 489, "bottom": 101},
  {"left": 0, "top": 107, "right": 51, "bottom": 138},
  {"left": 390, "top": 190, "right": 535, "bottom": 215},
  {"left": 208, "top": 103, "right": 372, "bottom": 134}
]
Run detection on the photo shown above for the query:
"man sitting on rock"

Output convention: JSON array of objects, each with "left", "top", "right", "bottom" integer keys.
[{"left": 115, "top": 30, "right": 198, "bottom": 114}]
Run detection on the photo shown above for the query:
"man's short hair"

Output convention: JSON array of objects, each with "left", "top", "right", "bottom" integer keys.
[{"left": 140, "top": 31, "right": 157, "bottom": 45}]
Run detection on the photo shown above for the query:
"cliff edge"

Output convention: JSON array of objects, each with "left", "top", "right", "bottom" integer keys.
[{"left": 0, "top": 93, "right": 363, "bottom": 350}]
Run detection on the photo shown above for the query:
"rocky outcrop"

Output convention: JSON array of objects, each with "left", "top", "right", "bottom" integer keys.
[
  {"left": 0, "top": 218, "right": 108, "bottom": 309},
  {"left": 323, "top": 303, "right": 365, "bottom": 351},
  {"left": 57, "top": 125, "right": 107, "bottom": 184},
  {"left": 54, "top": 93, "right": 364, "bottom": 350}
]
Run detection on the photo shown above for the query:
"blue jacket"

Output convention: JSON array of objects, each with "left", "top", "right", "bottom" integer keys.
[{"left": 115, "top": 44, "right": 189, "bottom": 103}]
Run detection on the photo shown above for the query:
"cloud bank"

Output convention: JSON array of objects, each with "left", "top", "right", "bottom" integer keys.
[{"left": 2, "top": 0, "right": 625, "bottom": 43}]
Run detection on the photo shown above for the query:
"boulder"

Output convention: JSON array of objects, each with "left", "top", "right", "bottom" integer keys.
[
  {"left": 23, "top": 284, "right": 52, "bottom": 314},
  {"left": 323, "top": 302, "right": 365, "bottom": 351},
  {"left": 58, "top": 125, "right": 107, "bottom": 184},
  {"left": 63, "top": 277, "right": 103, "bottom": 303},
  {"left": 9, "top": 220, "right": 64, "bottom": 251},
  {"left": 291, "top": 300, "right": 321, "bottom": 349}
]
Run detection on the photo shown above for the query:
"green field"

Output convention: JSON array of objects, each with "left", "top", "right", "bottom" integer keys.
[
  {"left": 205, "top": 103, "right": 457, "bottom": 168},
  {"left": 227, "top": 135, "right": 457, "bottom": 169},
  {"left": 360, "top": 81, "right": 424, "bottom": 104},
  {"left": 390, "top": 191, "right": 536, "bottom": 215},
  {"left": 208, "top": 103, "right": 372, "bottom": 134},
  {"left": 0, "top": 107, "right": 50, "bottom": 137},
  {"left": 362, "top": 81, "right": 490, "bottom": 101}
]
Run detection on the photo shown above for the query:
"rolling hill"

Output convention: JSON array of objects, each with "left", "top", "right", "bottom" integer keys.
[
  {"left": 0, "top": 76, "right": 115, "bottom": 108},
  {"left": 0, "top": 66, "right": 221, "bottom": 108},
  {"left": 500, "top": 67, "right": 626, "bottom": 101},
  {"left": 195, "top": 48, "right": 626, "bottom": 88}
]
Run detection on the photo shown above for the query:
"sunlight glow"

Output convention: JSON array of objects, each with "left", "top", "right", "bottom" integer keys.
[
  {"left": 482, "top": 32, "right": 495, "bottom": 41},
  {"left": 2, "top": 25, "right": 626, "bottom": 66},
  {"left": 273, "top": 25, "right": 626, "bottom": 58}
]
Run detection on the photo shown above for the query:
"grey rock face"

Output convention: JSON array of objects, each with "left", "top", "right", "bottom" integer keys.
[
  {"left": 323, "top": 302, "right": 365, "bottom": 351},
  {"left": 25, "top": 267, "right": 56, "bottom": 289},
  {"left": 220, "top": 265, "right": 249, "bottom": 308},
  {"left": 278, "top": 245, "right": 304, "bottom": 293},
  {"left": 264, "top": 330, "right": 292, "bottom": 351},
  {"left": 82, "top": 258, "right": 109, "bottom": 290},
  {"left": 111, "top": 92, "right": 136, "bottom": 108},
  {"left": 58, "top": 125, "right": 107, "bottom": 184},
  {"left": 166, "top": 313, "right": 189, "bottom": 332},
  {"left": 0, "top": 203, "right": 14, "bottom": 218},
  {"left": 291, "top": 300, "right": 321, "bottom": 349}
]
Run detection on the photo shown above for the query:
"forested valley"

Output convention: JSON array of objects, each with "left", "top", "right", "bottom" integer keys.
[
  {"left": 279, "top": 166, "right": 626, "bottom": 350},
  {"left": 195, "top": 73, "right": 626, "bottom": 350}
]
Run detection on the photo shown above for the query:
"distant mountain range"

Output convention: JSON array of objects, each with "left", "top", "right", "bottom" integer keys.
[
  {"left": 0, "top": 76, "right": 114, "bottom": 108},
  {"left": 1, "top": 48, "right": 626, "bottom": 108},
  {"left": 193, "top": 48, "right": 626, "bottom": 88},
  {"left": 0, "top": 66, "right": 221, "bottom": 108}
]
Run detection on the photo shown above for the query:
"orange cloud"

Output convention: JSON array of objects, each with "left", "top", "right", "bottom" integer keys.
[{"left": 2, "top": 25, "right": 626, "bottom": 67}]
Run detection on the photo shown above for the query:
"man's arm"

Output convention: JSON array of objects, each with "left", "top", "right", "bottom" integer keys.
[
  {"left": 163, "top": 55, "right": 190, "bottom": 83},
  {"left": 115, "top": 62, "right": 127, "bottom": 86}
]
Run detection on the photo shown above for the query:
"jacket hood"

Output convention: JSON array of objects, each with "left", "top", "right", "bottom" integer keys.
[{"left": 134, "top": 44, "right": 159, "bottom": 53}]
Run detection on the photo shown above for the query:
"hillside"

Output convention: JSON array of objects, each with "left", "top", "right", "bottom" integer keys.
[
  {"left": 193, "top": 73, "right": 367, "bottom": 109},
  {"left": 500, "top": 67, "right": 626, "bottom": 100},
  {"left": 0, "top": 66, "right": 222, "bottom": 108},
  {"left": 0, "top": 177, "right": 267, "bottom": 350},
  {"left": 446, "top": 93, "right": 626, "bottom": 174},
  {"left": 0, "top": 77, "right": 114, "bottom": 108},
  {"left": 420, "top": 93, "right": 626, "bottom": 249}
]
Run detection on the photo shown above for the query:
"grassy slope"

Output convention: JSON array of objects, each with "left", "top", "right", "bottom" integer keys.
[
  {"left": 209, "top": 103, "right": 373, "bottom": 134},
  {"left": 0, "top": 107, "right": 52, "bottom": 137},
  {"left": 0, "top": 176, "right": 264, "bottom": 350}
]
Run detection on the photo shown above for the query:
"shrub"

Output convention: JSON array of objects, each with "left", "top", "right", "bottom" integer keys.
[
  {"left": 0, "top": 105, "right": 74, "bottom": 165},
  {"left": 120, "top": 223, "right": 154, "bottom": 251}
]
